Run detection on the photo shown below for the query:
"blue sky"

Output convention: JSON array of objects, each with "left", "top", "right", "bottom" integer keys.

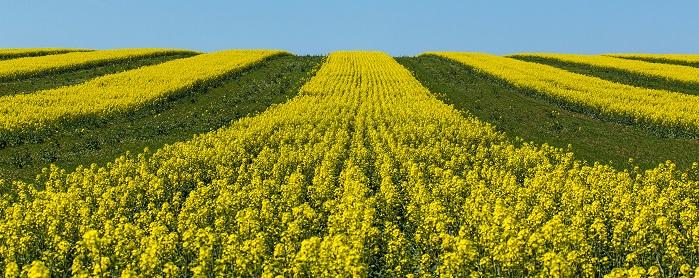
[{"left": 1, "top": 0, "right": 697, "bottom": 56}]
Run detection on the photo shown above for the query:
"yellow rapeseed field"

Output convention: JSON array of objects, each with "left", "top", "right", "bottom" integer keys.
[
  {"left": 0, "top": 49, "right": 285, "bottom": 136},
  {"left": 0, "top": 48, "right": 194, "bottom": 81},
  {"left": 1, "top": 51, "right": 697, "bottom": 277},
  {"left": 513, "top": 53, "right": 699, "bottom": 85},
  {"left": 0, "top": 48, "right": 90, "bottom": 60},
  {"left": 608, "top": 54, "right": 699, "bottom": 64},
  {"left": 427, "top": 52, "right": 699, "bottom": 138}
]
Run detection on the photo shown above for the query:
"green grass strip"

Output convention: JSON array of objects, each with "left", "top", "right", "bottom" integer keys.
[
  {"left": 0, "top": 48, "right": 91, "bottom": 60},
  {"left": 0, "top": 48, "right": 196, "bottom": 81},
  {"left": 0, "top": 52, "right": 196, "bottom": 97},
  {"left": 511, "top": 54, "right": 699, "bottom": 96},
  {"left": 0, "top": 55, "right": 322, "bottom": 181},
  {"left": 608, "top": 54, "right": 699, "bottom": 68},
  {"left": 427, "top": 52, "right": 699, "bottom": 139},
  {"left": 397, "top": 55, "right": 699, "bottom": 169},
  {"left": 0, "top": 50, "right": 285, "bottom": 148}
]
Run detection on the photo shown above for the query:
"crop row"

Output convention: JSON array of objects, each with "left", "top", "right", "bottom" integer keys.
[
  {"left": 427, "top": 52, "right": 699, "bottom": 138},
  {"left": 0, "top": 48, "right": 196, "bottom": 81},
  {"left": 1, "top": 51, "right": 697, "bottom": 276},
  {"left": 609, "top": 54, "right": 699, "bottom": 66},
  {"left": 512, "top": 53, "right": 699, "bottom": 86},
  {"left": 0, "top": 48, "right": 90, "bottom": 60},
  {"left": 397, "top": 55, "right": 699, "bottom": 170},
  {"left": 0, "top": 49, "right": 285, "bottom": 146},
  {"left": 0, "top": 55, "right": 321, "bottom": 182}
]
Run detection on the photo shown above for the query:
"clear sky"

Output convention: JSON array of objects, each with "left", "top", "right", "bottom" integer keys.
[{"left": 1, "top": 0, "right": 697, "bottom": 56}]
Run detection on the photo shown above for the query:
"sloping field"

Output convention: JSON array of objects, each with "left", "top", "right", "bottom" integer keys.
[
  {"left": 609, "top": 54, "right": 699, "bottom": 67},
  {"left": 0, "top": 48, "right": 90, "bottom": 60},
  {"left": 427, "top": 52, "right": 699, "bottom": 138},
  {"left": 398, "top": 55, "right": 699, "bottom": 169},
  {"left": 0, "top": 49, "right": 697, "bottom": 277},
  {"left": 0, "top": 48, "right": 196, "bottom": 81},
  {"left": 511, "top": 53, "right": 699, "bottom": 86},
  {"left": 0, "top": 52, "right": 196, "bottom": 97},
  {"left": 0, "top": 55, "right": 321, "bottom": 181},
  {"left": 511, "top": 54, "right": 699, "bottom": 97},
  {"left": 0, "top": 50, "right": 284, "bottom": 147}
]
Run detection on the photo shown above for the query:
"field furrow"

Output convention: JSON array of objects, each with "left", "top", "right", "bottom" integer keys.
[{"left": 427, "top": 52, "right": 699, "bottom": 138}]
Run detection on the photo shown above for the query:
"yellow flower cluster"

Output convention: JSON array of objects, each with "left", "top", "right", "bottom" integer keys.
[
  {"left": 0, "top": 48, "right": 195, "bottom": 81},
  {"left": 0, "top": 51, "right": 697, "bottom": 276},
  {"left": 609, "top": 54, "right": 699, "bottom": 64},
  {"left": 0, "top": 48, "right": 90, "bottom": 60},
  {"left": 427, "top": 52, "right": 699, "bottom": 138},
  {"left": 0, "top": 49, "right": 285, "bottom": 136},
  {"left": 513, "top": 53, "right": 699, "bottom": 86}
]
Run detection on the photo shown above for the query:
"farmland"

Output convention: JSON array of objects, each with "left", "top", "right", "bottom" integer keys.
[
  {"left": 0, "top": 48, "right": 89, "bottom": 60},
  {"left": 397, "top": 55, "right": 699, "bottom": 169},
  {"left": 0, "top": 49, "right": 698, "bottom": 277}
]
